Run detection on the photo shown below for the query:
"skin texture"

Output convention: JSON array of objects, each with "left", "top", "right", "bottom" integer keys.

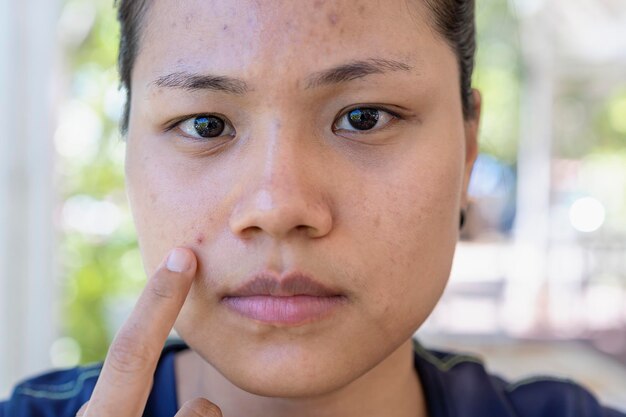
[{"left": 124, "top": 0, "right": 480, "bottom": 416}]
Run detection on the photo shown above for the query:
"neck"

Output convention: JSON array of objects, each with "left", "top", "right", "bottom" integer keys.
[{"left": 175, "top": 339, "right": 428, "bottom": 417}]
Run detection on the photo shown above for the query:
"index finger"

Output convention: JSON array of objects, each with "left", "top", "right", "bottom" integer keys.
[{"left": 84, "top": 247, "right": 197, "bottom": 417}]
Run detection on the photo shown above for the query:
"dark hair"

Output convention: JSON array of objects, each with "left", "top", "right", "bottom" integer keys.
[
  {"left": 115, "top": 0, "right": 476, "bottom": 134},
  {"left": 423, "top": 0, "right": 477, "bottom": 120},
  {"left": 115, "top": 0, "right": 149, "bottom": 134}
]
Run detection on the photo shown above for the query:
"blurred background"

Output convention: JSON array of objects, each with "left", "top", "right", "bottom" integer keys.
[{"left": 1, "top": 0, "right": 625, "bottom": 409}]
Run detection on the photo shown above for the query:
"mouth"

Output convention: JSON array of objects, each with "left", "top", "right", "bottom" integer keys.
[{"left": 221, "top": 272, "right": 347, "bottom": 326}]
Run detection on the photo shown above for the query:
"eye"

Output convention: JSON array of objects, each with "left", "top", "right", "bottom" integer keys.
[
  {"left": 177, "top": 115, "right": 235, "bottom": 139},
  {"left": 333, "top": 107, "right": 396, "bottom": 133}
]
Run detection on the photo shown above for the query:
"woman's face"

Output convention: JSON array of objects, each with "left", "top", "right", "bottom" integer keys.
[{"left": 126, "top": 0, "right": 478, "bottom": 397}]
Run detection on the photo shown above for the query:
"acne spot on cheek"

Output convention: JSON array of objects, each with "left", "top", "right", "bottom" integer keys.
[
  {"left": 327, "top": 12, "right": 339, "bottom": 26},
  {"left": 195, "top": 233, "right": 205, "bottom": 245}
]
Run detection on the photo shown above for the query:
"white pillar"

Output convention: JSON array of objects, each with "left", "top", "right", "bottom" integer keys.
[
  {"left": 504, "top": 8, "right": 555, "bottom": 334},
  {"left": 0, "top": 0, "right": 61, "bottom": 399}
]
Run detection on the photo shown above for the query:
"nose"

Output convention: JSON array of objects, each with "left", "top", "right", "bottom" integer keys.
[{"left": 228, "top": 127, "right": 333, "bottom": 241}]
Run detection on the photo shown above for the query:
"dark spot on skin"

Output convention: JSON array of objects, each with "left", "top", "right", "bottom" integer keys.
[
  {"left": 314, "top": 0, "right": 325, "bottom": 7},
  {"left": 222, "top": 24, "right": 228, "bottom": 30},
  {"left": 328, "top": 12, "right": 338, "bottom": 25},
  {"left": 358, "top": 5, "right": 366, "bottom": 15},
  {"left": 374, "top": 213, "right": 381, "bottom": 228},
  {"left": 196, "top": 233, "right": 205, "bottom": 245}
]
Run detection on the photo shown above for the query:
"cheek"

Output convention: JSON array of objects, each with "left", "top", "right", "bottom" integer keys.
[
  {"left": 125, "top": 141, "right": 227, "bottom": 275},
  {"left": 348, "top": 151, "right": 463, "bottom": 333}
]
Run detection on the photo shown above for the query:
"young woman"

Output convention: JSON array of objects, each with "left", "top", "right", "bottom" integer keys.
[{"left": 2, "top": 0, "right": 624, "bottom": 416}]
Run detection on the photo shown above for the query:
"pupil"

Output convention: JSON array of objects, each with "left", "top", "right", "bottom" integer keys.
[
  {"left": 194, "top": 116, "right": 225, "bottom": 137},
  {"left": 348, "top": 108, "right": 379, "bottom": 130}
]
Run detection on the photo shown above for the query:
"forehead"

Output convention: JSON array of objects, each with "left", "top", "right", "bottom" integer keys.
[{"left": 133, "top": 0, "right": 448, "bottom": 89}]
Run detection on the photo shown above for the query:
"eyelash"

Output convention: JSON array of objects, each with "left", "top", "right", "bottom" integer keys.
[
  {"left": 165, "top": 113, "right": 235, "bottom": 140},
  {"left": 332, "top": 106, "right": 401, "bottom": 134},
  {"left": 165, "top": 105, "right": 402, "bottom": 141}
]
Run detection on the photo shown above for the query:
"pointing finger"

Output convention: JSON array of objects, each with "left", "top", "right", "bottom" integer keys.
[{"left": 84, "top": 247, "right": 197, "bottom": 417}]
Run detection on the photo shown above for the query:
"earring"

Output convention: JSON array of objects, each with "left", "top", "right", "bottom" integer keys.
[{"left": 460, "top": 209, "right": 466, "bottom": 229}]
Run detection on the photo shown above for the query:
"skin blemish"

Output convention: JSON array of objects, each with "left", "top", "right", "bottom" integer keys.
[
  {"left": 184, "top": 13, "right": 194, "bottom": 29},
  {"left": 328, "top": 12, "right": 338, "bottom": 25},
  {"left": 374, "top": 213, "right": 381, "bottom": 228},
  {"left": 196, "top": 233, "right": 205, "bottom": 245},
  {"left": 223, "top": 24, "right": 229, "bottom": 30}
]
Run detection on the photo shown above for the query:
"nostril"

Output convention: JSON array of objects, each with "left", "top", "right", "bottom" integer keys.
[
  {"left": 229, "top": 190, "right": 333, "bottom": 239},
  {"left": 297, "top": 224, "right": 318, "bottom": 235},
  {"left": 246, "top": 226, "right": 263, "bottom": 234},
  {"left": 297, "top": 224, "right": 327, "bottom": 238}
]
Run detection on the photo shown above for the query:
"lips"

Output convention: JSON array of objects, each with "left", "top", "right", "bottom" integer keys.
[{"left": 221, "top": 272, "right": 347, "bottom": 325}]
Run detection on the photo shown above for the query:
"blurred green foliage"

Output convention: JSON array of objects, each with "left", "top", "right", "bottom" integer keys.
[
  {"left": 474, "top": 0, "right": 522, "bottom": 164},
  {"left": 58, "top": 0, "right": 143, "bottom": 363}
]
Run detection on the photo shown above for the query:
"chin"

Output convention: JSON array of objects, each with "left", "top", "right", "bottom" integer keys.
[
  {"left": 216, "top": 359, "right": 358, "bottom": 398},
  {"left": 182, "top": 329, "right": 377, "bottom": 399},
  {"left": 234, "top": 378, "right": 338, "bottom": 398}
]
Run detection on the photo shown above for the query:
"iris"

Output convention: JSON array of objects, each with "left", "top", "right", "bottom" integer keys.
[
  {"left": 348, "top": 108, "right": 379, "bottom": 130},
  {"left": 194, "top": 116, "right": 225, "bottom": 138}
]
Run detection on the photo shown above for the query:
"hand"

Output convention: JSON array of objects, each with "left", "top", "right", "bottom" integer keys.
[{"left": 75, "top": 247, "right": 223, "bottom": 417}]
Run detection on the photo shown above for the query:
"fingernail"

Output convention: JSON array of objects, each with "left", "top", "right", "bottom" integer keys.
[{"left": 166, "top": 248, "right": 192, "bottom": 273}]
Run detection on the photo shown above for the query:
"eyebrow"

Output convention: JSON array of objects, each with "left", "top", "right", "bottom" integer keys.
[
  {"left": 152, "top": 72, "right": 249, "bottom": 94},
  {"left": 304, "top": 58, "right": 413, "bottom": 89},
  {"left": 150, "top": 57, "right": 413, "bottom": 94}
]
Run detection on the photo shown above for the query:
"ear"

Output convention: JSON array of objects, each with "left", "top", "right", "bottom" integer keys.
[{"left": 461, "top": 89, "right": 481, "bottom": 207}]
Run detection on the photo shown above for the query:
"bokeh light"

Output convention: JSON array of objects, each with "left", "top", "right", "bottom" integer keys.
[{"left": 569, "top": 196, "right": 606, "bottom": 233}]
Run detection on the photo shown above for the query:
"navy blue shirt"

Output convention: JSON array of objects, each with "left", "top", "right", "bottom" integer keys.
[{"left": 2, "top": 339, "right": 624, "bottom": 417}]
